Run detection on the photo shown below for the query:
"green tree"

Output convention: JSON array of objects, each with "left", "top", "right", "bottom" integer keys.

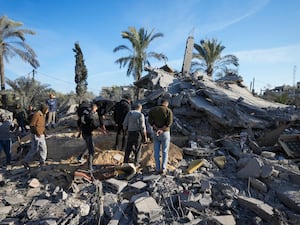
[
  {"left": 73, "top": 42, "right": 88, "bottom": 103},
  {"left": 192, "top": 38, "right": 239, "bottom": 77},
  {"left": 0, "top": 16, "right": 39, "bottom": 107},
  {"left": 6, "top": 75, "right": 50, "bottom": 108},
  {"left": 113, "top": 27, "right": 166, "bottom": 99}
]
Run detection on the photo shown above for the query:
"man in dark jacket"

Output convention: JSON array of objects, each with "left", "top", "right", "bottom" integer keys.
[
  {"left": 77, "top": 103, "right": 104, "bottom": 171},
  {"left": 113, "top": 94, "right": 131, "bottom": 150},
  {"left": 148, "top": 99, "right": 173, "bottom": 175}
]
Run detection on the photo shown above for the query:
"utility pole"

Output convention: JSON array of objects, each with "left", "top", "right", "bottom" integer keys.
[
  {"left": 293, "top": 65, "right": 297, "bottom": 102},
  {"left": 252, "top": 77, "right": 255, "bottom": 95},
  {"left": 32, "top": 69, "right": 36, "bottom": 81}
]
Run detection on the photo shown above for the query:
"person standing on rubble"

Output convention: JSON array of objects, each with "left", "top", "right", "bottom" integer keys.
[
  {"left": 77, "top": 103, "right": 105, "bottom": 171},
  {"left": 0, "top": 113, "right": 15, "bottom": 168},
  {"left": 23, "top": 104, "right": 49, "bottom": 170},
  {"left": 123, "top": 103, "right": 147, "bottom": 166},
  {"left": 113, "top": 94, "right": 132, "bottom": 150},
  {"left": 148, "top": 99, "right": 173, "bottom": 175},
  {"left": 46, "top": 93, "right": 58, "bottom": 129}
]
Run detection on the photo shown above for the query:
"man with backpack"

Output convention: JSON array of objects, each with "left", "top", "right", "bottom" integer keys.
[
  {"left": 77, "top": 102, "right": 105, "bottom": 171},
  {"left": 113, "top": 94, "right": 131, "bottom": 150}
]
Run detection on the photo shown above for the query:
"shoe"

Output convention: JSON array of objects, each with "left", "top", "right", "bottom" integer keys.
[
  {"left": 23, "top": 162, "right": 30, "bottom": 170},
  {"left": 160, "top": 169, "right": 167, "bottom": 175},
  {"left": 6, "top": 164, "right": 12, "bottom": 171}
]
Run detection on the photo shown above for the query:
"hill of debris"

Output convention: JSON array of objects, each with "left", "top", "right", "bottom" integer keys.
[{"left": 1, "top": 71, "right": 300, "bottom": 224}]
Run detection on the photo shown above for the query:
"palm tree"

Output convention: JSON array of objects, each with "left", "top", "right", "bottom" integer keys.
[
  {"left": 0, "top": 15, "right": 39, "bottom": 107},
  {"left": 192, "top": 38, "right": 239, "bottom": 77},
  {"left": 6, "top": 76, "right": 50, "bottom": 109},
  {"left": 113, "top": 26, "right": 166, "bottom": 99}
]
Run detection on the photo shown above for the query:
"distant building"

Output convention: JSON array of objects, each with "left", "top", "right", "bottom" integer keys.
[{"left": 297, "top": 82, "right": 300, "bottom": 89}]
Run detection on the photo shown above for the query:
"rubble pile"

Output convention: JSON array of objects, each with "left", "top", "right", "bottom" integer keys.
[
  {"left": 1, "top": 66, "right": 300, "bottom": 224},
  {"left": 1, "top": 133, "right": 300, "bottom": 224}
]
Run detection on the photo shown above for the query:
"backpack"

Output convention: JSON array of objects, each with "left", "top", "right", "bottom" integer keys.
[
  {"left": 113, "top": 100, "right": 130, "bottom": 125},
  {"left": 77, "top": 102, "right": 91, "bottom": 129}
]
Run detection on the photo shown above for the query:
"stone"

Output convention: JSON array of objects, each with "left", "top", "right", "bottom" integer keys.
[
  {"left": 130, "top": 191, "right": 150, "bottom": 203},
  {"left": 237, "top": 157, "right": 263, "bottom": 179},
  {"left": 0, "top": 206, "right": 12, "bottom": 215},
  {"left": 249, "top": 177, "right": 268, "bottom": 192},
  {"left": 212, "top": 215, "right": 236, "bottom": 225},
  {"left": 28, "top": 178, "right": 40, "bottom": 188},
  {"left": 261, "top": 164, "right": 274, "bottom": 178},
  {"left": 129, "top": 181, "right": 147, "bottom": 190},
  {"left": 237, "top": 195, "right": 281, "bottom": 224},
  {"left": 277, "top": 188, "right": 300, "bottom": 213},
  {"left": 261, "top": 151, "right": 276, "bottom": 158},
  {"left": 104, "top": 178, "right": 128, "bottom": 193},
  {"left": 80, "top": 203, "right": 90, "bottom": 216}
]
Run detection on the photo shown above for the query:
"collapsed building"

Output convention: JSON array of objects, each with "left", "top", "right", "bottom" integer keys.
[{"left": 1, "top": 36, "right": 300, "bottom": 225}]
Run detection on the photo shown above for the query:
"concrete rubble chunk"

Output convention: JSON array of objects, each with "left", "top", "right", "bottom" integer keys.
[
  {"left": 107, "top": 200, "right": 129, "bottom": 225},
  {"left": 277, "top": 188, "right": 300, "bottom": 213},
  {"left": 0, "top": 206, "right": 12, "bottom": 215},
  {"left": 79, "top": 203, "right": 90, "bottom": 216},
  {"left": 33, "top": 199, "right": 50, "bottom": 207},
  {"left": 237, "top": 157, "right": 263, "bottom": 178},
  {"left": 237, "top": 195, "right": 283, "bottom": 225},
  {"left": 212, "top": 215, "right": 236, "bottom": 225},
  {"left": 133, "top": 196, "right": 162, "bottom": 224},
  {"left": 249, "top": 177, "right": 268, "bottom": 192},
  {"left": 129, "top": 181, "right": 147, "bottom": 190},
  {"left": 28, "top": 178, "right": 40, "bottom": 188},
  {"left": 261, "top": 164, "right": 274, "bottom": 178},
  {"left": 130, "top": 191, "right": 150, "bottom": 203},
  {"left": 4, "top": 195, "right": 25, "bottom": 205},
  {"left": 104, "top": 178, "right": 128, "bottom": 193},
  {"left": 261, "top": 151, "right": 276, "bottom": 158}
]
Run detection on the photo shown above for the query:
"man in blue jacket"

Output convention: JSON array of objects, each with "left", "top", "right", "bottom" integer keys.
[{"left": 46, "top": 93, "right": 58, "bottom": 129}]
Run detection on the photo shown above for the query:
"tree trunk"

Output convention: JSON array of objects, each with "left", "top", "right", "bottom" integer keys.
[{"left": 0, "top": 56, "right": 7, "bottom": 108}]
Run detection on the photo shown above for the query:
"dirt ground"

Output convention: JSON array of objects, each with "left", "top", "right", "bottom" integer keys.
[{"left": 10, "top": 126, "right": 183, "bottom": 177}]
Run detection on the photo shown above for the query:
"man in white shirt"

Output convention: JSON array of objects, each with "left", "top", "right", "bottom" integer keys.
[{"left": 123, "top": 103, "right": 147, "bottom": 166}]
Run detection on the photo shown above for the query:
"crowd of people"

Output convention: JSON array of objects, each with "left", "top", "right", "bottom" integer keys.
[
  {"left": 1, "top": 93, "right": 174, "bottom": 176},
  {"left": 0, "top": 93, "right": 58, "bottom": 170}
]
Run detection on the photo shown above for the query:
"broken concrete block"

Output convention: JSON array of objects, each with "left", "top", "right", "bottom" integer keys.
[
  {"left": 113, "top": 153, "right": 123, "bottom": 162},
  {"left": 107, "top": 200, "right": 129, "bottom": 225},
  {"left": 133, "top": 196, "right": 162, "bottom": 224},
  {"left": 129, "top": 181, "right": 147, "bottom": 190},
  {"left": 261, "top": 151, "right": 276, "bottom": 158},
  {"left": 104, "top": 178, "right": 128, "bottom": 193},
  {"left": 200, "top": 180, "right": 211, "bottom": 194},
  {"left": 277, "top": 188, "right": 300, "bottom": 213},
  {"left": 80, "top": 203, "right": 90, "bottom": 216},
  {"left": 213, "top": 156, "right": 227, "bottom": 169},
  {"left": 130, "top": 191, "right": 150, "bottom": 203},
  {"left": 33, "top": 199, "right": 50, "bottom": 207},
  {"left": 199, "top": 193, "right": 212, "bottom": 207},
  {"left": 28, "top": 178, "right": 40, "bottom": 188},
  {"left": 0, "top": 206, "right": 12, "bottom": 215},
  {"left": 261, "top": 164, "right": 274, "bottom": 178},
  {"left": 237, "top": 195, "right": 282, "bottom": 225},
  {"left": 249, "top": 177, "right": 268, "bottom": 192},
  {"left": 212, "top": 215, "right": 236, "bottom": 225},
  {"left": 4, "top": 195, "right": 25, "bottom": 205},
  {"left": 237, "top": 157, "right": 263, "bottom": 179}
]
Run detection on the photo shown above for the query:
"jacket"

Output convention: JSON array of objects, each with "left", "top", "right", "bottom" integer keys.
[{"left": 30, "top": 110, "right": 46, "bottom": 136}]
